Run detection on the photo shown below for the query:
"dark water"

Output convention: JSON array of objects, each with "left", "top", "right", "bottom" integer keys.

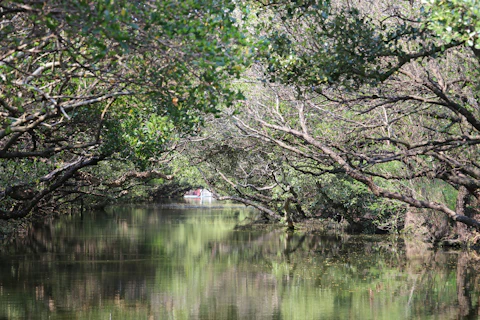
[{"left": 0, "top": 202, "right": 479, "bottom": 319}]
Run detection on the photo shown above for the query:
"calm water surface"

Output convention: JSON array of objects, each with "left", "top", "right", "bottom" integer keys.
[{"left": 0, "top": 201, "right": 479, "bottom": 319}]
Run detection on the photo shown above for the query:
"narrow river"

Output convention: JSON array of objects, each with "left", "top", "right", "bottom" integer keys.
[{"left": 0, "top": 201, "right": 478, "bottom": 319}]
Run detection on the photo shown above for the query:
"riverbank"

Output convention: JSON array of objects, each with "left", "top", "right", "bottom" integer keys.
[
  {"left": 1, "top": 202, "right": 476, "bottom": 251},
  {"left": 0, "top": 216, "right": 35, "bottom": 242}
]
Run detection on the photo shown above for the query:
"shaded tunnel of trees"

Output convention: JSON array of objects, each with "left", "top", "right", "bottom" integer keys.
[{"left": 1, "top": 0, "right": 480, "bottom": 244}]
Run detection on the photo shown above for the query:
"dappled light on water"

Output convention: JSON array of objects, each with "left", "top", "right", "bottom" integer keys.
[{"left": 0, "top": 203, "right": 479, "bottom": 319}]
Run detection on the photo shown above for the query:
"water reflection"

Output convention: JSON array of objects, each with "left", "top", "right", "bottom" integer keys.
[{"left": 0, "top": 203, "right": 479, "bottom": 319}]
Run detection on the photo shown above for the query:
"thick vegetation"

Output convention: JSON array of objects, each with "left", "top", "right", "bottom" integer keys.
[
  {"left": 1, "top": 0, "right": 480, "bottom": 243},
  {"left": 0, "top": 0, "right": 246, "bottom": 218},
  {"left": 184, "top": 0, "right": 480, "bottom": 242}
]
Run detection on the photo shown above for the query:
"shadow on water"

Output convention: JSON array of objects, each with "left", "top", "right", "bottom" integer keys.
[{"left": 0, "top": 203, "right": 479, "bottom": 319}]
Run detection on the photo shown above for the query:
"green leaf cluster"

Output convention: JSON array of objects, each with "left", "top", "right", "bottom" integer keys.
[{"left": 425, "top": 0, "right": 480, "bottom": 48}]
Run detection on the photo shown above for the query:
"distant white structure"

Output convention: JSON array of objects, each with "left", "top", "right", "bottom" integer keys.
[
  {"left": 184, "top": 189, "right": 213, "bottom": 199},
  {"left": 184, "top": 189, "right": 214, "bottom": 204}
]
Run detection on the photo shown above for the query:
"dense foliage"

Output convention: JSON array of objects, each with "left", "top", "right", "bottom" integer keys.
[
  {"left": 181, "top": 0, "right": 480, "bottom": 241},
  {"left": 1, "top": 0, "right": 480, "bottom": 243},
  {"left": 0, "top": 0, "right": 247, "bottom": 218}
]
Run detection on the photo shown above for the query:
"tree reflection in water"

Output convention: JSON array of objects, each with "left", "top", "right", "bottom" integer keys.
[{"left": 0, "top": 204, "right": 479, "bottom": 319}]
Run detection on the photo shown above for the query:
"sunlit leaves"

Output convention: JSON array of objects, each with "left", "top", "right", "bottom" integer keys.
[
  {"left": 251, "top": 0, "right": 412, "bottom": 88},
  {"left": 0, "top": 0, "right": 252, "bottom": 217},
  {"left": 424, "top": 0, "right": 480, "bottom": 48}
]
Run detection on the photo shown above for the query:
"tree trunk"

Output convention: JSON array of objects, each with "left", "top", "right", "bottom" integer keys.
[
  {"left": 0, "top": 156, "right": 103, "bottom": 220},
  {"left": 455, "top": 186, "right": 470, "bottom": 242},
  {"left": 284, "top": 198, "right": 295, "bottom": 230}
]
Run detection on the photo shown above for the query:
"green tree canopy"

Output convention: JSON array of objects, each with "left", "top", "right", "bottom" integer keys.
[
  {"left": 181, "top": 0, "right": 480, "bottom": 241},
  {"left": 0, "top": 0, "right": 249, "bottom": 219}
]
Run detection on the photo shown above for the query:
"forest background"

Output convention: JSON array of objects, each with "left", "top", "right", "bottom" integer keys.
[{"left": 1, "top": 0, "right": 480, "bottom": 245}]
